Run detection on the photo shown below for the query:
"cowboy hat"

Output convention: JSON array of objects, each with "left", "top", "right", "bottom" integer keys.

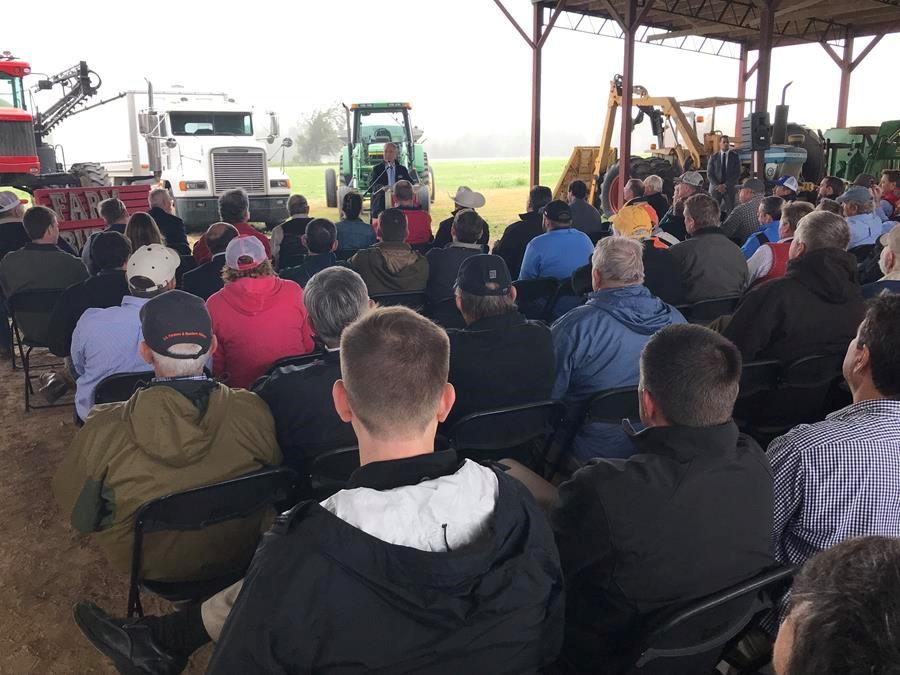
[{"left": 449, "top": 186, "right": 486, "bottom": 209}]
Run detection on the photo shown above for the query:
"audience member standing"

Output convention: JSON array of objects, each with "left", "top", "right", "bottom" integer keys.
[
  {"left": 81, "top": 198, "right": 129, "bottom": 273},
  {"left": 181, "top": 223, "right": 238, "bottom": 301},
  {"left": 56, "top": 290, "right": 280, "bottom": 580},
  {"left": 280, "top": 219, "right": 348, "bottom": 288},
  {"left": 334, "top": 191, "right": 375, "bottom": 251},
  {"left": 493, "top": 185, "right": 552, "bottom": 278},
  {"left": 724, "top": 211, "right": 865, "bottom": 362},
  {"left": 70, "top": 244, "right": 180, "bottom": 421},
  {"left": 768, "top": 296, "right": 900, "bottom": 576},
  {"left": 707, "top": 134, "right": 741, "bottom": 215},
  {"left": 551, "top": 236, "right": 685, "bottom": 464},
  {"left": 863, "top": 224, "right": 900, "bottom": 298},
  {"left": 253, "top": 267, "right": 368, "bottom": 472},
  {"left": 434, "top": 187, "right": 489, "bottom": 249},
  {"left": 271, "top": 194, "right": 312, "bottom": 270},
  {"left": 425, "top": 209, "right": 486, "bottom": 307},
  {"left": 147, "top": 187, "right": 190, "bottom": 255},
  {"left": 192, "top": 189, "right": 271, "bottom": 265},
  {"left": 722, "top": 178, "right": 766, "bottom": 244},
  {"left": 670, "top": 193, "right": 748, "bottom": 302},
  {"left": 350, "top": 209, "right": 428, "bottom": 295},
  {"left": 445, "top": 255, "right": 554, "bottom": 428},
  {"left": 566, "top": 180, "right": 604, "bottom": 240},
  {"left": 207, "top": 236, "right": 314, "bottom": 388},
  {"left": 47, "top": 231, "right": 132, "bottom": 357},
  {"left": 746, "top": 201, "right": 815, "bottom": 288}
]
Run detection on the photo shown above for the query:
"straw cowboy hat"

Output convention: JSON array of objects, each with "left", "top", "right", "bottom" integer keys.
[{"left": 449, "top": 186, "right": 486, "bottom": 209}]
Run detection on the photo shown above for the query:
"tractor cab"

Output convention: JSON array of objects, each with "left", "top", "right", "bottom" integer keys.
[{"left": 0, "top": 56, "right": 29, "bottom": 111}]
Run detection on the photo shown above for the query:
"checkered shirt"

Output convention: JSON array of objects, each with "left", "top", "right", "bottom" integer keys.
[
  {"left": 768, "top": 399, "right": 900, "bottom": 568},
  {"left": 721, "top": 195, "right": 764, "bottom": 243}
]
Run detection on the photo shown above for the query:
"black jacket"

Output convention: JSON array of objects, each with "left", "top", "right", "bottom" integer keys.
[
  {"left": 280, "top": 253, "right": 349, "bottom": 288},
  {"left": 252, "top": 350, "right": 355, "bottom": 474},
  {"left": 552, "top": 422, "right": 774, "bottom": 671},
  {"left": 492, "top": 211, "right": 545, "bottom": 279},
  {"left": 276, "top": 217, "right": 312, "bottom": 270},
  {"left": 47, "top": 269, "right": 129, "bottom": 357},
  {"left": 148, "top": 206, "right": 190, "bottom": 255},
  {"left": 645, "top": 192, "right": 670, "bottom": 222},
  {"left": 208, "top": 452, "right": 565, "bottom": 674},
  {"left": 0, "top": 220, "right": 76, "bottom": 259},
  {"left": 723, "top": 247, "right": 866, "bottom": 362},
  {"left": 369, "top": 161, "right": 413, "bottom": 190},
  {"left": 445, "top": 311, "right": 555, "bottom": 428},
  {"left": 424, "top": 243, "right": 483, "bottom": 304},
  {"left": 572, "top": 240, "right": 685, "bottom": 306},
  {"left": 433, "top": 213, "right": 490, "bottom": 249},
  {"left": 181, "top": 253, "right": 226, "bottom": 301}
]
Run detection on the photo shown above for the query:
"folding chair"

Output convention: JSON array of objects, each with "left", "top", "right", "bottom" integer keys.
[
  {"left": 127, "top": 466, "right": 299, "bottom": 617},
  {"left": 737, "top": 360, "right": 782, "bottom": 400},
  {"left": 175, "top": 254, "right": 197, "bottom": 289},
  {"left": 545, "top": 279, "right": 586, "bottom": 321},
  {"left": 583, "top": 386, "right": 641, "bottom": 425},
  {"left": 512, "top": 278, "right": 559, "bottom": 322},
  {"left": 308, "top": 446, "right": 360, "bottom": 500},
  {"left": 410, "top": 242, "right": 434, "bottom": 256},
  {"left": 369, "top": 291, "right": 428, "bottom": 311},
  {"left": 334, "top": 249, "right": 359, "bottom": 261},
  {"left": 445, "top": 400, "right": 565, "bottom": 465},
  {"left": 682, "top": 295, "right": 742, "bottom": 324},
  {"left": 93, "top": 371, "right": 154, "bottom": 405},
  {"left": 8, "top": 289, "right": 67, "bottom": 411},
  {"left": 625, "top": 565, "right": 796, "bottom": 675},
  {"left": 425, "top": 297, "right": 466, "bottom": 329}
]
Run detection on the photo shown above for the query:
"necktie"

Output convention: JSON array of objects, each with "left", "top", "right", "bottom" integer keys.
[{"left": 387, "top": 163, "right": 395, "bottom": 187}]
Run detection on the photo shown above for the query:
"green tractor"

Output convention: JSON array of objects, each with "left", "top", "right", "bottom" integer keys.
[
  {"left": 822, "top": 121, "right": 900, "bottom": 182},
  {"left": 324, "top": 101, "right": 434, "bottom": 212}
]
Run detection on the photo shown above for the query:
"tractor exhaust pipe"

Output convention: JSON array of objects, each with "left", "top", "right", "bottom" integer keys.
[{"left": 773, "top": 81, "right": 793, "bottom": 145}]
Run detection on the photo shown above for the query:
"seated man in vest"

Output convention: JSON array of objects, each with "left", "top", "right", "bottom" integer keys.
[
  {"left": 74, "top": 307, "right": 564, "bottom": 675},
  {"left": 445, "top": 254, "right": 555, "bottom": 428},
  {"left": 271, "top": 194, "right": 312, "bottom": 270},
  {"left": 350, "top": 208, "right": 429, "bottom": 295},
  {"left": 382, "top": 179, "right": 433, "bottom": 245},
  {"left": 55, "top": 290, "right": 281, "bottom": 581},
  {"left": 280, "top": 218, "right": 348, "bottom": 288},
  {"left": 181, "top": 222, "right": 238, "bottom": 301},
  {"left": 746, "top": 201, "right": 814, "bottom": 287},
  {"left": 253, "top": 267, "right": 368, "bottom": 472},
  {"left": 741, "top": 196, "right": 784, "bottom": 259}
]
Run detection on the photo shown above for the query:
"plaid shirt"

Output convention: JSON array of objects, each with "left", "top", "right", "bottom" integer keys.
[
  {"left": 768, "top": 399, "right": 900, "bottom": 567},
  {"left": 721, "top": 195, "right": 764, "bottom": 244}
]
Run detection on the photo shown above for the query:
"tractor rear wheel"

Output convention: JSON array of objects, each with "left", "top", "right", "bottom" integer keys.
[
  {"left": 428, "top": 166, "right": 435, "bottom": 203},
  {"left": 325, "top": 169, "right": 338, "bottom": 208},
  {"left": 600, "top": 157, "right": 678, "bottom": 216},
  {"left": 787, "top": 123, "right": 826, "bottom": 184},
  {"left": 69, "top": 162, "right": 111, "bottom": 187}
]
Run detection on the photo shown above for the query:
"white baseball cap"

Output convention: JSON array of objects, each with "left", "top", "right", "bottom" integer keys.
[
  {"left": 0, "top": 191, "right": 23, "bottom": 214},
  {"left": 225, "top": 235, "right": 268, "bottom": 271},
  {"left": 127, "top": 244, "right": 180, "bottom": 291},
  {"left": 776, "top": 175, "right": 799, "bottom": 192}
]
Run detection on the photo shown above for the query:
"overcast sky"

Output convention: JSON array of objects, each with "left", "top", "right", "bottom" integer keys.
[{"left": 7, "top": 0, "right": 899, "bottom": 161}]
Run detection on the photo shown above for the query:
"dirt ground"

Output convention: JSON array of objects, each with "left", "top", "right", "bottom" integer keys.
[{"left": 0, "top": 350, "right": 211, "bottom": 673}]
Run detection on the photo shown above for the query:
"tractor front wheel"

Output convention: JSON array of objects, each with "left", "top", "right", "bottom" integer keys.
[{"left": 325, "top": 169, "right": 338, "bottom": 208}]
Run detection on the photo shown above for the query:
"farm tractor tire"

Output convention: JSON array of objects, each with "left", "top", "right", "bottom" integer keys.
[
  {"left": 325, "top": 169, "right": 338, "bottom": 208},
  {"left": 69, "top": 162, "right": 111, "bottom": 187},
  {"left": 600, "top": 157, "right": 678, "bottom": 216}
]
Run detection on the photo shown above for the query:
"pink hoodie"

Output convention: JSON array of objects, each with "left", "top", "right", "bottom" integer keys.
[{"left": 206, "top": 275, "right": 315, "bottom": 389}]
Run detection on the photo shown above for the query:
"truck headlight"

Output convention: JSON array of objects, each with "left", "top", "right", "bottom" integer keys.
[
  {"left": 270, "top": 178, "right": 291, "bottom": 189},
  {"left": 178, "top": 180, "right": 207, "bottom": 191}
]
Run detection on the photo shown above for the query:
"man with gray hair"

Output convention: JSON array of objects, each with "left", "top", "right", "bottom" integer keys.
[
  {"left": 723, "top": 210, "right": 865, "bottom": 362},
  {"left": 369, "top": 141, "right": 412, "bottom": 218},
  {"left": 642, "top": 174, "right": 670, "bottom": 221},
  {"left": 551, "top": 236, "right": 685, "bottom": 464},
  {"left": 253, "top": 266, "right": 370, "bottom": 472},
  {"left": 147, "top": 186, "right": 190, "bottom": 255},
  {"left": 192, "top": 188, "right": 272, "bottom": 264},
  {"left": 55, "top": 289, "right": 280, "bottom": 580}
]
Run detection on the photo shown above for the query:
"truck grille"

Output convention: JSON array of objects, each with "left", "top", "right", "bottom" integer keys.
[
  {"left": 211, "top": 148, "right": 266, "bottom": 195},
  {"left": 0, "top": 120, "right": 37, "bottom": 156}
]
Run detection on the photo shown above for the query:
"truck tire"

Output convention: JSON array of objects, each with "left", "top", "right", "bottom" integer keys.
[
  {"left": 69, "top": 162, "right": 111, "bottom": 187},
  {"left": 600, "top": 157, "right": 676, "bottom": 216},
  {"left": 428, "top": 166, "right": 435, "bottom": 203},
  {"left": 325, "top": 168, "right": 338, "bottom": 208}
]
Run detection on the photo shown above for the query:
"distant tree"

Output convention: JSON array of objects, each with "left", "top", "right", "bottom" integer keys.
[{"left": 294, "top": 106, "right": 345, "bottom": 164}]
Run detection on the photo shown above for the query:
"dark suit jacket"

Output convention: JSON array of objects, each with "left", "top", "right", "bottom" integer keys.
[
  {"left": 707, "top": 150, "right": 741, "bottom": 187},
  {"left": 369, "top": 162, "right": 414, "bottom": 217},
  {"left": 491, "top": 211, "right": 545, "bottom": 279},
  {"left": 148, "top": 207, "right": 190, "bottom": 255},
  {"left": 182, "top": 253, "right": 227, "bottom": 301}
]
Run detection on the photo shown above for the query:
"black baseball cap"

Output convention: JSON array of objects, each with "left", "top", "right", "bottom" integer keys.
[
  {"left": 455, "top": 254, "right": 512, "bottom": 296},
  {"left": 543, "top": 199, "right": 572, "bottom": 224},
  {"left": 139, "top": 290, "right": 213, "bottom": 358}
]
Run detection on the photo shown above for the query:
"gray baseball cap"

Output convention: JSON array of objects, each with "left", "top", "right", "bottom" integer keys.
[
  {"left": 835, "top": 185, "right": 873, "bottom": 205},
  {"left": 675, "top": 171, "right": 704, "bottom": 188}
]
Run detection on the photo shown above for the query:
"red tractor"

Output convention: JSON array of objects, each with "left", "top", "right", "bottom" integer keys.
[{"left": 0, "top": 51, "right": 121, "bottom": 192}]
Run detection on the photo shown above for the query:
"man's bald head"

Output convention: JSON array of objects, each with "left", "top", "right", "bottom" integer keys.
[{"left": 206, "top": 222, "right": 239, "bottom": 255}]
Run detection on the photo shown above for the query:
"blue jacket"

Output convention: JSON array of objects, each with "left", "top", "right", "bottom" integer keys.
[
  {"left": 741, "top": 220, "right": 780, "bottom": 259},
  {"left": 846, "top": 212, "right": 883, "bottom": 249},
  {"left": 551, "top": 285, "right": 686, "bottom": 462}
]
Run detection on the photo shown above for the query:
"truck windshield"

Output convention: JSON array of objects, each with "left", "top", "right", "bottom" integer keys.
[
  {"left": 0, "top": 73, "right": 26, "bottom": 110},
  {"left": 168, "top": 112, "right": 253, "bottom": 136}
]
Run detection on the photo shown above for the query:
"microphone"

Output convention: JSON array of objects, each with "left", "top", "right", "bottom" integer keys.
[{"left": 362, "top": 163, "right": 389, "bottom": 199}]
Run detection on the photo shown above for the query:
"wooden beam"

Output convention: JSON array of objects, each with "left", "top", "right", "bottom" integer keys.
[
  {"left": 850, "top": 32, "right": 884, "bottom": 71},
  {"left": 747, "top": 58, "right": 759, "bottom": 78},
  {"left": 634, "top": 0, "right": 657, "bottom": 28},
  {"left": 599, "top": 0, "right": 627, "bottom": 32},
  {"left": 537, "top": 0, "right": 568, "bottom": 49},
  {"left": 493, "top": 0, "right": 535, "bottom": 48},
  {"left": 820, "top": 41, "right": 845, "bottom": 69}
]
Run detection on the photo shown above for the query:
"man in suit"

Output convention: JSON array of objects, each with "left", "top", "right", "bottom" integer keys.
[
  {"left": 182, "top": 222, "right": 238, "bottom": 300},
  {"left": 369, "top": 142, "right": 412, "bottom": 219},
  {"left": 707, "top": 135, "right": 741, "bottom": 217},
  {"left": 147, "top": 187, "right": 191, "bottom": 256}
]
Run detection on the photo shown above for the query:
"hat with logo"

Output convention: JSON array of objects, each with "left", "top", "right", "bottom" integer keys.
[
  {"left": 675, "top": 171, "right": 704, "bottom": 188},
  {"left": 542, "top": 199, "right": 573, "bottom": 224},
  {"left": 225, "top": 235, "right": 268, "bottom": 271},
  {"left": 740, "top": 177, "right": 766, "bottom": 193},
  {"left": 139, "top": 290, "right": 213, "bottom": 358},
  {"left": 455, "top": 254, "right": 512, "bottom": 296},
  {"left": 836, "top": 185, "right": 873, "bottom": 205},
  {"left": 776, "top": 175, "right": 799, "bottom": 192},
  {"left": 127, "top": 244, "right": 180, "bottom": 292}
]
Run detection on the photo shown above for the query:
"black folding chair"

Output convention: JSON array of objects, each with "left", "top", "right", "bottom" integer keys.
[
  {"left": 127, "top": 466, "right": 299, "bottom": 618},
  {"left": 512, "top": 278, "right": 559, "bottom": 321},
  {"left": 583, "top": 386, "right": 641, "bottom": 425},
  {"left": 93, "top": 371, "right": 154, "bottom": 405},
  {"left": 681, "top": 295, "right": 742, "bottom": 323},
  {"left": 175, "top": 254, "right": 197, "bottom": 288},
  {"left": 625, "top": 566, "right": 796, "bottom": 674},
  {"left": 410, "top": 242, "right": 434, "bottom": 256},
  {"left": 737, "top": 360, "right": 781, "bottom": 399},
  {"left": 369, "top": 291, "right": 428, "bottom": 311},
  {"left": 445, "top": 400, "right": 565, "bottom": 465},
  {"left": 425, "top": 297, "right": 466, "bottom": 329},
  {"left": 8, "top": 289, "right": 67, "bottom": 411},
  {"left": 308, "top": 446, "right": 361, "bottom": 500},
  {"left": 334, "top": 249, "right": 359, "bottom": 261},
  {"left": 545, "top": 279, "right": 586, "bottom": 321}
]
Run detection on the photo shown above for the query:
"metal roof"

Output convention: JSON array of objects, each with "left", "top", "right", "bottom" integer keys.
[{"left": 536, "top": 0, "right": 900, "bottom": 50}]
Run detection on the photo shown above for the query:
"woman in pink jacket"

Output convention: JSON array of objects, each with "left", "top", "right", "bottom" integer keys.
[{"left": 206, "top": 236, "right": 315, "bottom": 388}]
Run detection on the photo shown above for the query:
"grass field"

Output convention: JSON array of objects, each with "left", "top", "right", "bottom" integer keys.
[{"left": 284, "top": 158, "right": 568, "bottom": 240}]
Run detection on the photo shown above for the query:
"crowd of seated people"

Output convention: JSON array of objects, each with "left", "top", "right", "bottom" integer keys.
[{"left": 3, "top": 163, "right": 900, "bottom": 674}]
